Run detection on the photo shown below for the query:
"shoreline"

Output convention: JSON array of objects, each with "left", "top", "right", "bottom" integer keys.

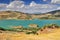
[
  {"left": 0, "top": 24, "right": 60, "bottom": 34},
  {"left": 0, "top": 18, "right": 60, "bottom": 20}
]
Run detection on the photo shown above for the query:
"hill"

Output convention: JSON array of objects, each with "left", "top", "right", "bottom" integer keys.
[{"left": 0, "top": 10, "right": 60, "bottom": 20}]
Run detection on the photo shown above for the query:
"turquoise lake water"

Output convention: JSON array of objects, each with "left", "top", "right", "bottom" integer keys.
[{"left": 0, "top": 19, "right": 60, "bottom": 29}]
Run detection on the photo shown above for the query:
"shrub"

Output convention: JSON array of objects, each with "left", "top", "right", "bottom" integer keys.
[
  {"left": 26, "top": 31, "right": 32, "bottom": 34},
  {"left": 0, "top": 27, "right": 6, "bottom": 31},
  {"left": 43, "top": 24, "right": 60, "bottom": 29},
  {"left": 25, "top": 27, "right": 40, "bottom": 34}
]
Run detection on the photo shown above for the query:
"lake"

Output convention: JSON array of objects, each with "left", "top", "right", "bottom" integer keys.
[{"left": 0, "top": 19, "right": 60, "bottom": 29}]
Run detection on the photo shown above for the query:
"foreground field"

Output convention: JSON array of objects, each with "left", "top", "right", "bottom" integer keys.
[{"left": 0, "top": 28, "right": 60, "bottom": 40}]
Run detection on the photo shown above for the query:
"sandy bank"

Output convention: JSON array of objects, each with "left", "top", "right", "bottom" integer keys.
[{"left": 0, "top": 28, "right": 60, "bottom": 40}]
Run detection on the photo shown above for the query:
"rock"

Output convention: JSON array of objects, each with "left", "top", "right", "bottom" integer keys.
[
  {"left": 12, "top": 26, "right": 23, "bottom": 29},
  {"left": 29, "top": 24, "right": 38, "bottom": 28}
]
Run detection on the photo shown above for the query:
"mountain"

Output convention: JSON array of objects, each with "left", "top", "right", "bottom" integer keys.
[{"left": 0, "top": 10, "right": 60, "bottom": 20}]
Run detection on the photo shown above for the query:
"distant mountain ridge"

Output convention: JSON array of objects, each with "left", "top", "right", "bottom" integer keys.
[{"left": 0, "top": 10, "right": 60, "bottom": 20}]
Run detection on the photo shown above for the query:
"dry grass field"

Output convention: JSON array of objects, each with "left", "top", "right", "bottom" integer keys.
[{"left": 0, "top": 28, "right": 60, "bottom": 40}]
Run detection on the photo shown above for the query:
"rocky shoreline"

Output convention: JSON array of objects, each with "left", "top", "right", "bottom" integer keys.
[
  {"left": 0, "top": 24, "right": 60, "bottom": 40},
  {"left": 0, "top": 24, "right": 60, "bottom": 35}
]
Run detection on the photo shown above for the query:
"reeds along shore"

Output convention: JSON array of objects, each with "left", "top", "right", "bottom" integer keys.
[{"left": 0, "top": 24, "right": 60, "bottom": 35}]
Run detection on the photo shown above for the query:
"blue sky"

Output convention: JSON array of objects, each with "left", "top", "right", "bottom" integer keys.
[
  {"left": 21, "top": 0, "right": 51, "bottom": 4},
  {"left": 0, "top": 0, "right": 51, "bottom": 4},
  {"left": 0, "top": 0, "right": 60, "bottom": 14}
]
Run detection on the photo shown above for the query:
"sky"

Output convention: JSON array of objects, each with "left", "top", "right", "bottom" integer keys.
[
  {"left": 0, "top": 0, "right": 51, "bottom": 4},
  {"left": 0, "top": 0, "right": 60, "bottom": 14}
]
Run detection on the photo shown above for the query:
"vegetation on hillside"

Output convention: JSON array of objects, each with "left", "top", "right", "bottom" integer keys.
[{"left": 0, "top": 10, "right": 60, "bottom": 20}]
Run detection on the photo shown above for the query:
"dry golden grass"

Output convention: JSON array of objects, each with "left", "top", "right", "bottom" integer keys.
[{"left": 0, "top": 28, "right": 60, "bottom": 40}]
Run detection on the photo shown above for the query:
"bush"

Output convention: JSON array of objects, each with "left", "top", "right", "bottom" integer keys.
[
  {"left": 26, "top": 32, "right": 32, "bottom": 34},
  {"left": 43, "top": 24, "right": 60, "bottom": 29},
  {"left": 25, "top": 27, "right": 40, "bottom": 34},
  {"left": 6, "top": 29, "right": 17, "bottom": 31},
  {"left": 26, "top": 31, "right": 38, "bottom": 34},
  {"left": 0, "top": 27, "right": 6, "bottom": 31}
]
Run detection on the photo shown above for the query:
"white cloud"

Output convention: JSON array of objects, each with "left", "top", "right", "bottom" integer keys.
[
  {"left": 57, "top": 6, "right": 60, "bottom": 10},
  {"left": 29, "top": 1, "right": 37, "bottom": 7},
  {"left": 26, "top": 1, "right": 58, "bottom": 13},
  {"left": 7, "top": 1, "right": 24, "bottom": 8},
  {"left": 20, "top": 4, "right": 58, "bottom": 13},
  {"left": 51, "top": 0, "right": 60, "bottom": 4},
  {"left": 0, "top": 1, "right": 59, "bottom": 14},
  {"left": 43, "top": 0, "right": 47, "bottom": 1},
  {"left": 0, "top": 4, "right": 7, "bottom": 8},
  {"left": 0, "top": 4, "right": 8, "bottom": 11}
]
